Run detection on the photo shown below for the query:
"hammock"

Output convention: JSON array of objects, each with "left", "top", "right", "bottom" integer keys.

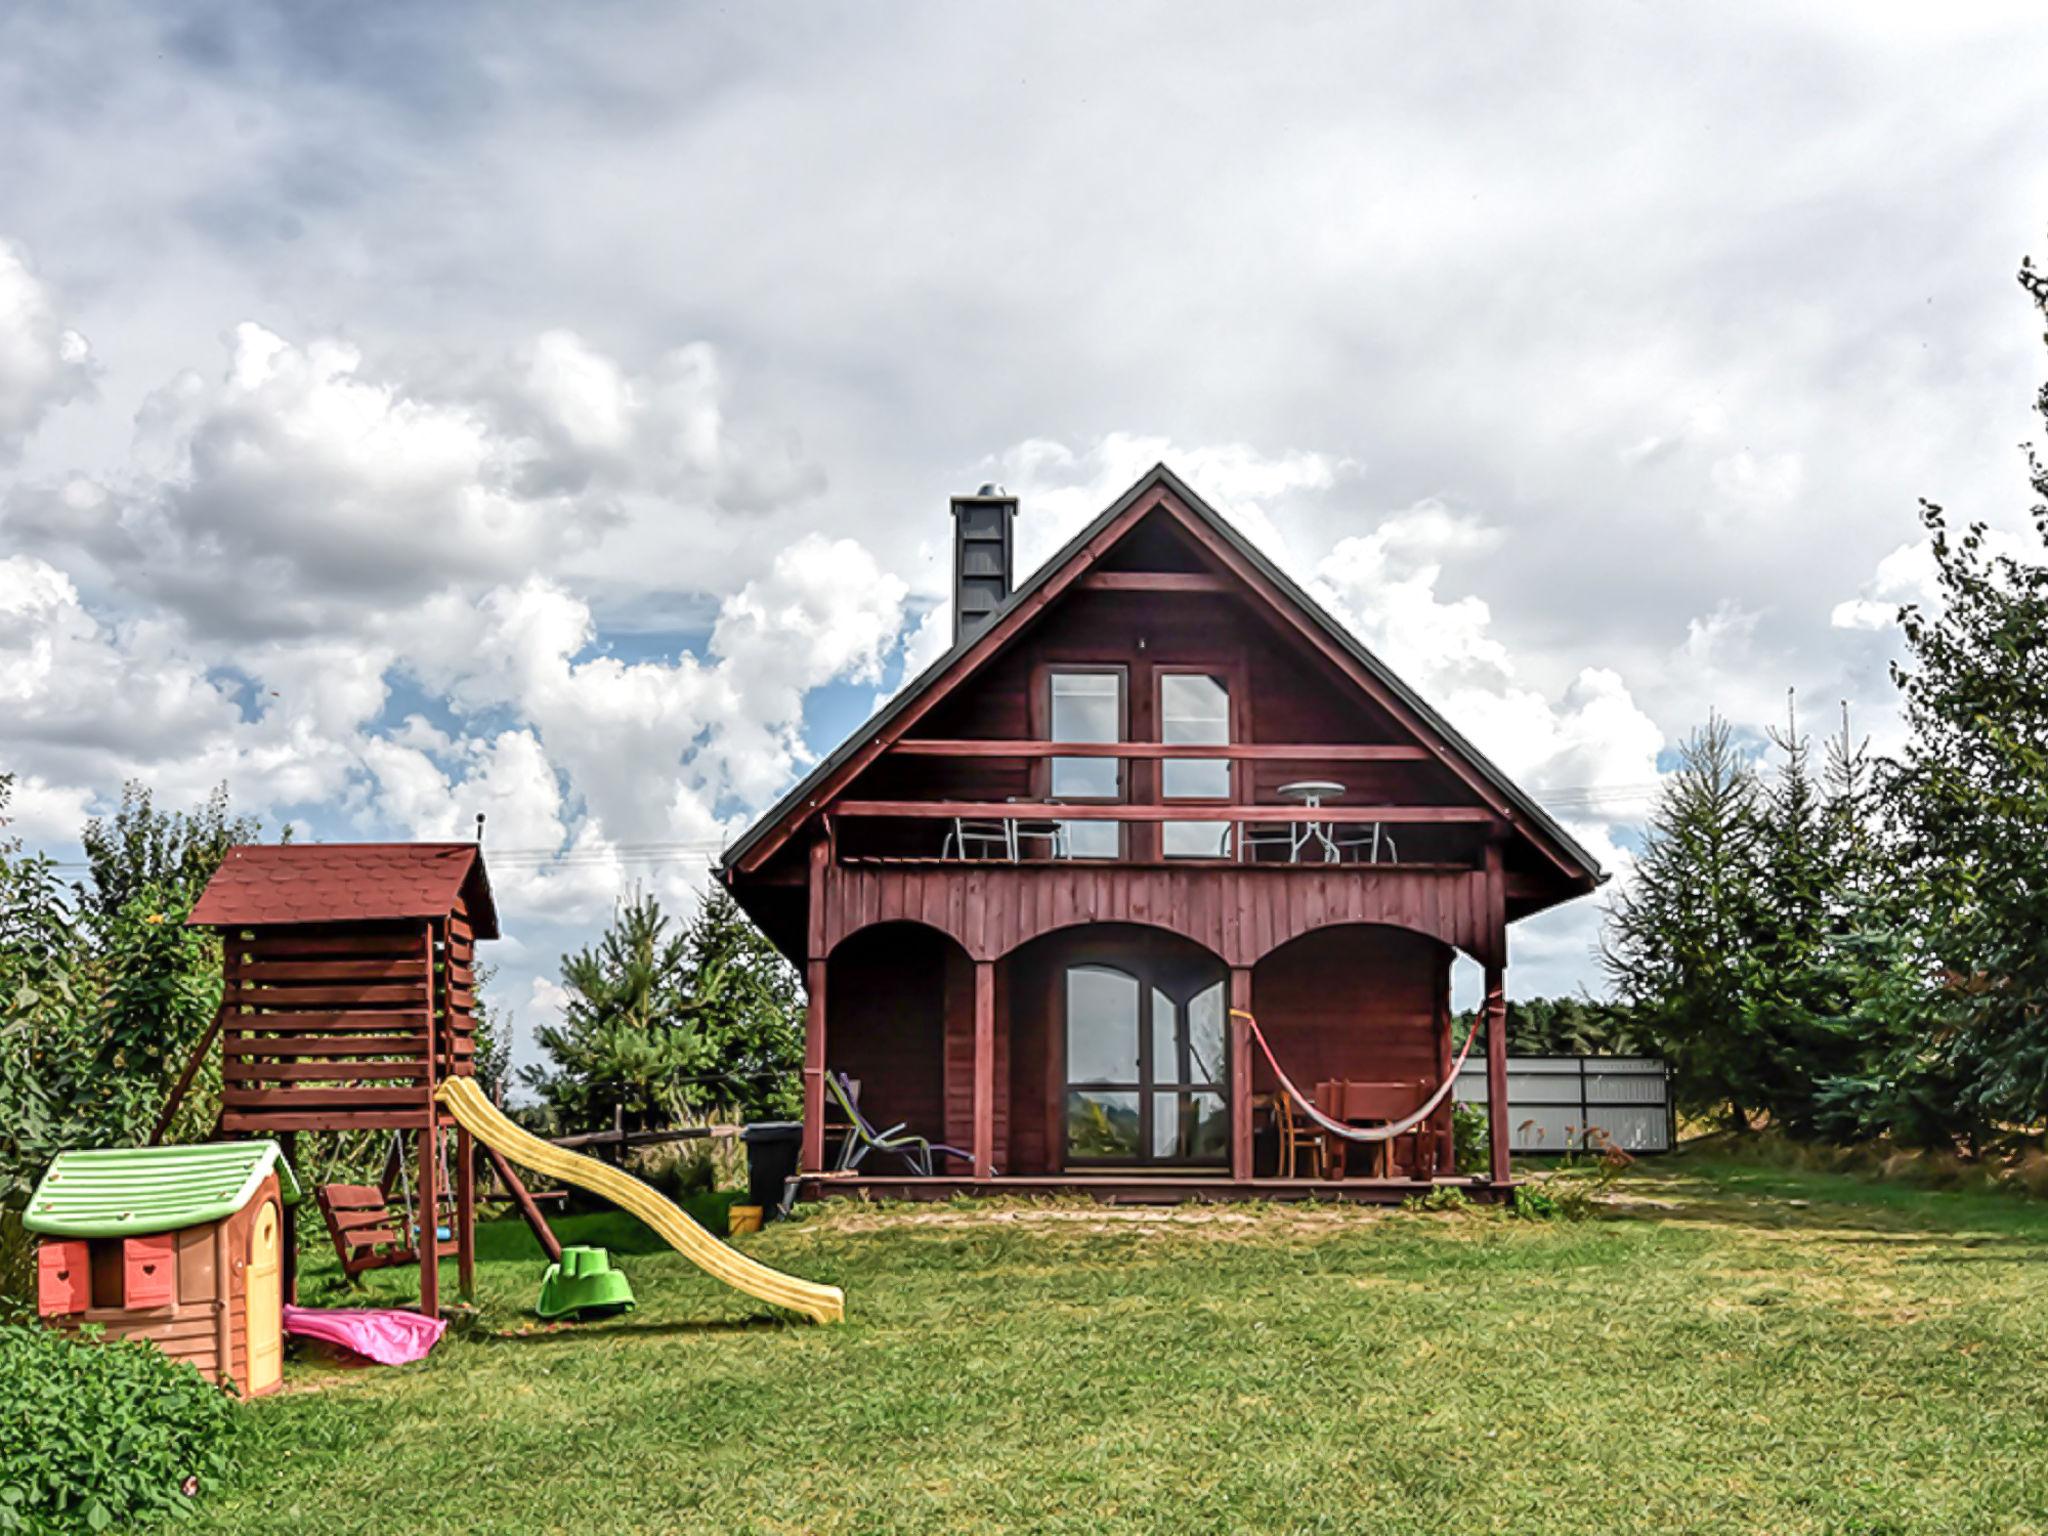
[{"left": 1230, "top": 1007, "right": 1480, "bottom": 1143}]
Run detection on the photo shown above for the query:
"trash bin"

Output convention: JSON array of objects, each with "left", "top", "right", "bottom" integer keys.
[{"left": 741, "top": 1121, "right": 804, "bottom": 1218}]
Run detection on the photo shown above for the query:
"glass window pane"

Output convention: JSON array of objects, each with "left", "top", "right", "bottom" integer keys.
[
  {"left": 1060, "top": 820, "right": 1120, "bottom": 859},
  {"left": 1066, "top": 966, "right": 1139, "bottom": 1083},
  {"left": 1051, "top": 672, "right": 1121, "bottom": 799},
  {"left": 1151, "top": 988, "right": 1177, "bottom": 1086},
  {"left": 1162, "top": 821, "right": 1230, "bottom": 858},
  {"left": 1160, "top": 675, "right": 1229, "bottom": 743},
  {"left": 1162, "top": 759, "right": 1230, "bottom": 798},
  {"left": 1067, "top": 1091, "right": 1141, "bottom": 1159},
  {"left": 1161, "top": 674, "right": 1229, "bottom": 803},
  {"left": 1186, "top": 983, "right": 1225, "bottom": 1084},
  {"left": 1051, "top": 673, "right": 1121, "bottom": 741},
  {"left": 1051, "top": 758, "right": 1120, "bottom": 798},
  {"left": 1150, "top": 1092, "right": 1228, "bottom": 1161}
]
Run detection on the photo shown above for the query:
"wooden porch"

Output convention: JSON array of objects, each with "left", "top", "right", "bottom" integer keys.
[{"left": 798, "top": 1172, "right": 1514, "bottom": 1206}]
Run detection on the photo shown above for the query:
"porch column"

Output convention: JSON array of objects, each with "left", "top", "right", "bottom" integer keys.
[
  {"left": 802, "top": 836, "right": 829, "bottom": 1173},
  {"left": 802, "top": 957, "right": 827, "bottom": 1172},
  {"left": 1482, "top": 839, "right": 1511, "bottom": 1187},
  {"left": 972, "top": 961, "right": 996, "bottom": 1179},
  {"left": 1484, "top": 961, "right": 1510, "bottom": 1186},
  {"left": 1434, "top": 962, "right": 1455, "bottom": 1176},
  {"left": 1229, "top": 967, "right": 1253, "bottom": 1181}
]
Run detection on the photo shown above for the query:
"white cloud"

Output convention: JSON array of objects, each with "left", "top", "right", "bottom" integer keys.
[
  {"left": 1309, "top": 505, "right": 1664, "bottom": 813},
  {"left": 0, "top": 240, "right": 94, "bottom": 459}
]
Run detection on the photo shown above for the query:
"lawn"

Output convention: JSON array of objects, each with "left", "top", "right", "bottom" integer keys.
[{"left": 190, "top": 1158, "right": 2048, "bottom": 1535}]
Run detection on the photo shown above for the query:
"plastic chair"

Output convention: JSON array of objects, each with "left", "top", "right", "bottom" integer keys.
[{"left": 826, "top": 1073, "right": 978, "bottom": 1176}]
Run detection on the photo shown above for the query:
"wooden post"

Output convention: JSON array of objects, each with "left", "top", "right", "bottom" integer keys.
[
  {"left": 1434, "top": 960, "right": 1454, "bottom": 1177},
  {"left": 971, "top": 961, "right": 996, "bottom": 1179},
  {"left": 1484, "top": 840, "right": 1510, "bottom": 1188},
  {"left": 1485, "top": 961, "right": 1509, "bottom": 1186},
  {"left": 455, "top": 1126, "right": 476, "bottom": 1299},
  {"left": 802, "top": 838, "right": 829, "bottom": 1174},
  {"left": 277, "top": 1131, "right": 299, "bottom": 1305},
  {"left": 418, "top": 919, "right": 440, "bottom": 1318},
  {"left": 1229, "top": 967, "right": 1253, "bottom": 1181},
  {"left": 486, "top": 1144, "right": 562, "bottom": 1262}
]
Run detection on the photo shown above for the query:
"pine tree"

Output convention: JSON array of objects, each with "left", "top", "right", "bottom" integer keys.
[
  {"left": 1879, "top": 257, "right": 2048, "bottom": 1131},
  {"left": 679, "top": 890, "right": 803, "bottom": 1121},
  {"left": 1601, "top": 714, "right": 1766, "bottom": 1126},
  {"left": 525, "top": 893, "right": 719, "bottom": 1132}
]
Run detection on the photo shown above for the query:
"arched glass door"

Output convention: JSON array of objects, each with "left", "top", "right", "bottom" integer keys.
[{"left": 1065, "top": 960, "right": 1227, "bottom": 1165}]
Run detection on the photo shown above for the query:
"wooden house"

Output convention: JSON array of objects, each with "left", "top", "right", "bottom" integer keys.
[
  {"left": 177, "top": 842, "right": 499, "bottom": 1314},
  {"left": 721, "top": 465, "right": 1604, "bottom": 1201},
  {"left": 28, "top": 1142, "right": 300, "bottom": 1396}
]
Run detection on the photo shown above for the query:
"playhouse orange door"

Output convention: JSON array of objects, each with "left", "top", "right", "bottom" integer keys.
[{"left": 245, "top": 1202, "right": 282, "bottom": 1395}]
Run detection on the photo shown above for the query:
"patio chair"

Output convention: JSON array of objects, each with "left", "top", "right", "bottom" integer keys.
[
  {"left": 943, "top": 817, "right": 1013, "bottom": 860},
  {"left": 1330, "top": 823, "right": 1399, "bottom": 864},
  {"left": 826, "top": 1072, "right": 978, "bottom": 1176},
  {"left": 1234, "top": 822, "right": 1300, "bottom": 863}
]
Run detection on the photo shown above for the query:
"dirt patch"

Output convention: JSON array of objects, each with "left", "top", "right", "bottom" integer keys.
[{"left": 801, "top": 1200, "right": 1396, "bottom": 1238}]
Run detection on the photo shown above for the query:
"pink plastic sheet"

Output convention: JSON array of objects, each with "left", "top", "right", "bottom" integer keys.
[{"left": 282, "top": 1304, "right": 445, "bottom": 1366}]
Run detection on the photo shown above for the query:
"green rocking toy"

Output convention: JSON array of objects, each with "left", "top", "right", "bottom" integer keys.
[{"left": 536, "top": 1246, "right": 636, "bottom": 1320}]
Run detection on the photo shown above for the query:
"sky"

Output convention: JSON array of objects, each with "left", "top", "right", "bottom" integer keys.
[{"left": 3, "top": 2, "right": 2046, "bottom": 1066}]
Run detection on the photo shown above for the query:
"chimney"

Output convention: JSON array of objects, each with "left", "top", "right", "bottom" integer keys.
[{"left": 951, "top": 483, "right": 1017, "bottom": 646}]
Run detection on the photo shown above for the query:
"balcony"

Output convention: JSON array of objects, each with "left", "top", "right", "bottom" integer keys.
[{"left": 827, "top": 740, "right": 1503, "bottom": 871}]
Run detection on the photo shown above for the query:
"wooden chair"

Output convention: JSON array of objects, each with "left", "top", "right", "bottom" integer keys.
[
  {"left": 314, "top": 1184, "right": 458, "bottom": 1281},
  {"left": 1273, "top": 1090, "right": 1328, "bottom": 1179}
]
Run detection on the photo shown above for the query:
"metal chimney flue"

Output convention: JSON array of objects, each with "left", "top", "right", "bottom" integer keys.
[{"left": 950, "top": 484, "right": 1017, "bottom": 646}]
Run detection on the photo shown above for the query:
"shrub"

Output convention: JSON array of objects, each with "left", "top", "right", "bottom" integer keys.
[
  {"left": 1401, "top": 1185, "right": 1473, "bottom": 1215},
  {"left": 1510, "top": 1184, "right": 1558, "bottom": 1220},
  {"left": 1451, "top": 1102, "right": 1490, "bottom": 1175},
  {"left": 0, "top": 1322, "right": 240, "bottom": 1533}
]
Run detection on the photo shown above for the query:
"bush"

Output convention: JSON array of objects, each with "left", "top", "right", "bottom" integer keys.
[
  {"left": 0, "top": 1323, "right": 240, "bottom": 1533},
  {"left": 1401, "top": 1185, "right": 1474, "bottom": 1214},
  {"left": 1451, "top": 1102, "right": 1489, "bottom": 1175}
]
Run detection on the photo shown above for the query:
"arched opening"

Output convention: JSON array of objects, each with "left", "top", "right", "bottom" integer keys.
[
  {"left": 826, "top": 922, "right": 974, "bottom": 1172},
  {"left": 1250, "top": 924, "right": 1454, "bottom": 1178},
  {"left": 999, "top": 924, "right": 1228, "bottom": 1173}
]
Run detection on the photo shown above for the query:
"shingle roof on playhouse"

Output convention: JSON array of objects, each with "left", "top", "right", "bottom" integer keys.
[{"left": 187, "top": 842, "right": 499, "bottom": 938}]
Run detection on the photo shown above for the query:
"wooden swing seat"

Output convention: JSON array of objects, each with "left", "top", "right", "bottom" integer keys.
[{"left": 314, "top": 1183, "right": 459, "bottom": 1280}]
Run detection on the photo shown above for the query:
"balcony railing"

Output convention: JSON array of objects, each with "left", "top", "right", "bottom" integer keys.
[{"left": 831, "top": 739, "right": 1504, "bottom": 868}]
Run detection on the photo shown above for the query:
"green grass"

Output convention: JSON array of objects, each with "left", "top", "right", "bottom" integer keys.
[{"left": 190, "top": 1158, "right": 2048, "bottom": 1535}]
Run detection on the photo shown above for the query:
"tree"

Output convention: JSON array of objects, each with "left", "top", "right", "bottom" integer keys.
[
  {"left": 679, "top": 890, "right": 803, "bottom": 1121},
  {"left": 1731, "top": 696, "right": 1874, "bottom": 1136},
  {"left": 1877, "top": 261, "right": 2048, "bottom": 1131},
  {"left": 78, "top": 783, "right": 264, "bottom": 926},
  {"left": 1461, "top": 995, "right": 1651, "bottom": 1056},
  {"left": 524, "top": 889, "right": 804, "bottom": 1131},
  {"left": 1600, "top": 714, "right": 1768, "bottom": 1126},
  {"left": 525, "top": 892, "right": 723, "bottom": 1131}
]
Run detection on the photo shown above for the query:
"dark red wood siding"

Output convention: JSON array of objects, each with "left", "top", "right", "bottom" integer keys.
[{"left": 824, "top": 924, "right": 959, "bottom": 1159}]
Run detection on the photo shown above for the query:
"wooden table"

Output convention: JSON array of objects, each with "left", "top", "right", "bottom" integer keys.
[{"left": 1315, "top": 1079, "right": 1421, "bottom": 1179}]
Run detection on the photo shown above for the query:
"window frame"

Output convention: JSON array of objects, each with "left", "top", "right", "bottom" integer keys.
[
  {"left": 1152, "top": 662, "right": 1241, "bottom": 862},
  {"left": 1061, "top": 957, "right": 1230, "bottom": 1167},
  {"left": 1034, "top": 663, "right": 1129, "bottom": 859}
]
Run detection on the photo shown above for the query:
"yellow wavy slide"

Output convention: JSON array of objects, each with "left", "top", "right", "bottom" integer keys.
[{"left": 436, "top": 1077, "right": 845, "bottom": 1324}]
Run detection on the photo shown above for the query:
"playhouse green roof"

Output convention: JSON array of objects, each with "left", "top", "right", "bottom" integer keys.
[{"left": 23, "top": 1142, "right": 301, "bottom": 1239}]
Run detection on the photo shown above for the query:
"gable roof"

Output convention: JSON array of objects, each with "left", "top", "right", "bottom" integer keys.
[
  {"left": 721, "top": 464, "right": 1603, "bottom": 885},
  {"left": 188, "top": 842, "right": 500, "bottom": 938},
  {"left": 24, "top": 1141, "right": 302, "bottom": 1238}
]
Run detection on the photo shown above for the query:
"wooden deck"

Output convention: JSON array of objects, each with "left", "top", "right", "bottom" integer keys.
[{"left": 796, "top": 1173, "right": 1513, "bottom": 1206}]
